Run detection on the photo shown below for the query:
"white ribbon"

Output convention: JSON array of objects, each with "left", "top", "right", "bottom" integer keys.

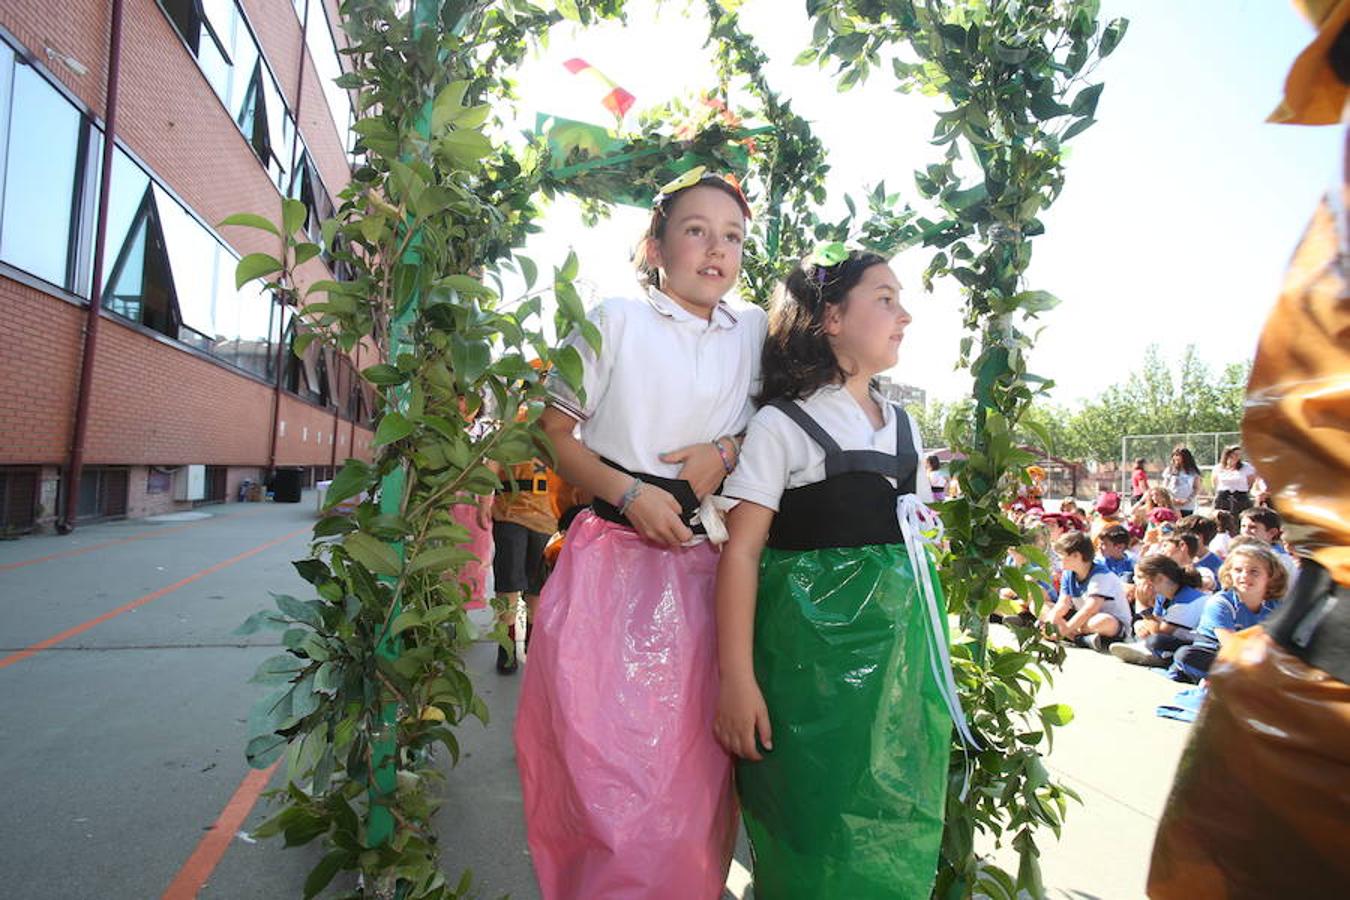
[
  {"left": 691, "top": 494, "right": 738, "bottom": 547},
  {"left": 897, "top": 494, "right": 982, "bottom": 797}
]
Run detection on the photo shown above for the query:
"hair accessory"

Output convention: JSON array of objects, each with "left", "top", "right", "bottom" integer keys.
[
  {"left": 807, "top": 240, "right": 849, "bottom": 268},
  {"left": 652, "top": 165, "right": 752, "bottom": 218}
]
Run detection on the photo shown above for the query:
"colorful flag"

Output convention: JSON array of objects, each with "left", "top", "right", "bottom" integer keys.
[{"left": 563, "top": 57, "right": 636, "bottom": 121}]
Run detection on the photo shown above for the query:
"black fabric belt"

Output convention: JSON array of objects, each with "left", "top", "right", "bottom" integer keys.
[
  {"left": 590, "top": 458, "right": 709, "bottom": 536},
  {"left": 1264, "top": 559, "right": 1350, "bottom": 685},
  {"left": 766, "top": 472, "right": 902, "bottom": 552},
  {"left": 503, "top": 477, "right": 549, "bottom": 494}
]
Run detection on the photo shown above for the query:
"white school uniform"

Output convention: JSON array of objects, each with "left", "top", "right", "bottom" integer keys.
[
  {"left": 548, "top": 287, "right": 766, "bottom": 475},
  {"left": 723, "top": 383, "right": 932, "bottom": 509}
]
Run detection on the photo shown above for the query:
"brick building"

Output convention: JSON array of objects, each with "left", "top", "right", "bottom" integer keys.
[{"left": 0, "top": 0, "right": 375, "bottom": 531}]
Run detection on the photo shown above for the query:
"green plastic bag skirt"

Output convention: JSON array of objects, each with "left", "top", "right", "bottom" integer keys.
[{"left": 737, "top": 543, "right": 952, "bottom": 899}]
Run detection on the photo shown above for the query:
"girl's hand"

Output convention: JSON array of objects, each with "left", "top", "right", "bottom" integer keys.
[
  {"left": 660, "top": 441, "right": 729, "bottom": 500},
  {"left": 714, "top": 673, "right": 773, "bottom": 761},
  {"left": 476, "top": 494, "right": 493, "bottom": 530},
  {"left": 623, "top": 483, "right": 694, "bottom": 547}
]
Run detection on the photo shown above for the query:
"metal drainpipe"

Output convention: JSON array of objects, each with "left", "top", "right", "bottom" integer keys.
[
  {"left": 266, "top": 0, "right": 312, "bottom": 477},
  {"left": 59, "top": 0, "right": 125, "bottom": 534}
]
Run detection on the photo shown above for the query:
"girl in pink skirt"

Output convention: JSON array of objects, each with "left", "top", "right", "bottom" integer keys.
[{"left": 515, "top": 168, "right": 765, "bottom": 898}]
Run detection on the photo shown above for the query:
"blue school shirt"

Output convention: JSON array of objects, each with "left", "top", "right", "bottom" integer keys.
[
  {"left": 1195, "top": 551, "right": 1223, "bottom": 577},
  {"left": 1097, "top": 553, "right": 1134, "bottom": 580},
  {"left": 1194, "top": 589, "right": 1277, "bottom": 650},
  {"left": 1151, "top": 584, "right": 1208, "bottom": 630}
]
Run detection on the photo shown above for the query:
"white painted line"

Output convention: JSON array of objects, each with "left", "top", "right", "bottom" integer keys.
[{"left": 726, "top": 859, "right": 753, "bottom": 898}]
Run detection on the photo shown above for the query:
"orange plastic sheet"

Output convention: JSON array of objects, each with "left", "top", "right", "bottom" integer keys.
[
  {"left": 1242, "top": 194, "right": 1350, "bottom": 587},
  {"left": 1147, "top": 628, "right": 1350, "bottom": 898}
]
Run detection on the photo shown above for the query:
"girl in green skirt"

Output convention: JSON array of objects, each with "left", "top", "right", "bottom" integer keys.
[{"left": 713, "top": 248, "right": 976, "bottom": 898}]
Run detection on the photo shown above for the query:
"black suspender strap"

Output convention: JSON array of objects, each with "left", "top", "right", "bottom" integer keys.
[
  {"left": 768, "top": 399, "right": 842, "bottom": 455},
  {"left": 771, "top": 397, "right": 918, "bottom": 489}
]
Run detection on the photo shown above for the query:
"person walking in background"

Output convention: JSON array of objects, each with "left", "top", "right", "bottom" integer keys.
[
  {"left": 925, "top": 454, "right": 948, "bottom": 501},
  {"left": 1163, "top": 447, "right": 1202, "bottom": 516},
  {"left": 1131, "top": 457, "right": 1150, "bottom": 505},
  {"left": 1212, "top": 444, "right": 1257, "bottom": 513}
]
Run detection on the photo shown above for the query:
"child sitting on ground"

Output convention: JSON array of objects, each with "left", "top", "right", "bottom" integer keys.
[
  {"left": 1168, "top": 542, "right": 1287, "bottom": 683},
  {"left": 1179, "top": 514, "right": 1224, "bottom": 577},
  {"left": 1238, "top": 506, "right": 1298, "bottom": 586},
  {"left": 1158, "top": 532, "right": 1217, "bottom": 592},
  {"left": 1110, "top": 555, "right": 1209, "bottom": 668},
  {"left": 1044, "top": 531, "right": 1133, "bottom": 652},
  {"left": 1095, "top": 524, "right": 1135, "bottom": 580}
]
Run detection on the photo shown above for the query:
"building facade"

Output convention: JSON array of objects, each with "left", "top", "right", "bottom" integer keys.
[
  {"left": 875, "top": 375, "right": 926, "bottom": 410},
  {"left": 0, "top": 0, "right": 374, "bottom": 531}
]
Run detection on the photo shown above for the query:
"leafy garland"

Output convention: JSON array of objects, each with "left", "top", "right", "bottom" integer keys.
[{"left": 808, "top": 1, "right": 1126, "bottom": 896}]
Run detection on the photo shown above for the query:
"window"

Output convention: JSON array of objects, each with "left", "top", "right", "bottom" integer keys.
[
  {"left": 0, "top": 57, "right": 98, "bottom": 292},
  {"left": 287, "top": 148, "right": 334, "bottom": 245},
  {"left": 303, "top": 0, "right": 356, "bottom": 149},
  {"left": 0, "top": 468, "right": 39, "bottom": 532},
  {"left": 77, "top": 467, "right": 128, "bottom": 520},
  {"left": 98, "top": 145, "right": 277, "bottom": 377},
  {"left": 157, "top": 0, "right": 294, "bottom": 190}
]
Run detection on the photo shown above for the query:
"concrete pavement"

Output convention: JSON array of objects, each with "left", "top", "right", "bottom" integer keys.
[{"left": 0, "top": 498, "right": 1194, "bottom": 898}]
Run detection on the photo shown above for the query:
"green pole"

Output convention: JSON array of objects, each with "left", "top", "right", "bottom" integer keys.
[{"left": 368, "top": 0, "right": 437, "bottom": 854}]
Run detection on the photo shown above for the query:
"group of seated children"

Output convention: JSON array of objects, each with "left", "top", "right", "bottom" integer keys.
[{"left": 1000, "top": 499, "right": 1295, "bottom": 684}]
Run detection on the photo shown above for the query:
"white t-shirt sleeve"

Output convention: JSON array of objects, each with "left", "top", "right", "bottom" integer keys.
[
  {"left": 1163, "top": 596, "right": 1207, "bottom": 630},
  {"left": 547, "top": 300, "right": 616, "bottom": 421},
  {"left": 722, "top": 410, "right": 792, "bottom": 512}
]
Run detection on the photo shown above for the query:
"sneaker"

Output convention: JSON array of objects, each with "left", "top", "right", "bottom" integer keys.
[
  {"left": 1069, "top": 635, "right": 1091, "bottom": 649},
  {"left": 1084, "top": 634, "right": 1114, "bottom": 654},
  {"left": 496, "top": 644, "right": 518, "bottom": 675},
  {"left": 1110, "top": 642, "right": 1167, "bottom": 667},
  {"left": 1001, "top": 611, "right": 1037, "bottom": 629}
]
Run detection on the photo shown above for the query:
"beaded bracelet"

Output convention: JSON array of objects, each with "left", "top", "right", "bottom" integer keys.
[
  {"left": 714, "top": 437, "right": 735, "bottom": 475},
  {"left": 618, "top": 478, "right": 643, "bottom": 516}
]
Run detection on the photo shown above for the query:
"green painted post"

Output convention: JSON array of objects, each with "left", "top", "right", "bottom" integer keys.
[{"left": 368, "top": 0, "right": 437, "bottom": 855}]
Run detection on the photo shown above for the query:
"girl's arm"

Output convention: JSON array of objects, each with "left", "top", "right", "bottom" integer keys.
[
  {"left": 713, "top": 500, "right": 775, "bottom": 761},
  {"left": 660, "top": 436, "right": 740, "bottom": 500},
  {"left": 539, "top": 407, "right": 693, "bottom": 546}
]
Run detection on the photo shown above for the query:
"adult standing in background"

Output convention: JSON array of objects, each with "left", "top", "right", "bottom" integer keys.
[
  {"left": 1163, "top": 447, "right": 1203, "bottom": 516},
  {"left": 1130, "top": 457, "right": 1150, "bottom": 505},
  {"left": 1212, "top": 444, "right": 1257, "bottom": 514}
]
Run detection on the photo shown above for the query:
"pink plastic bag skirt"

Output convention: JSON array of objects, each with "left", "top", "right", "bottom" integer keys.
[
  {"left": 514, "top": 511, "right": 735, "bottom": 899},
  {"left": 450, "top": 502, "right": 492, "bottom": 609}
]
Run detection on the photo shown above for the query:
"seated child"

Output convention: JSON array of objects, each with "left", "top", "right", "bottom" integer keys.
[
  {"left": 1110, "top": 555, "right": 1209, "bottom": 668},
  {"left": 1168, "top": 543, "right": 1288, "bottom": 683},
  {"left": 1239, "top": 506, "right": 1298, "bottom": 586},
  {"left": 1179, "top": 514, "right": 1224, "bottom": 576},
  {"left": 1095, "top": 524, "right": 1135, "bottom": 580},
  {"left": 1044, "top": 531, "right": 1133, "bottom": 652},
  {"left": 1158, "top": 532, "right": 1217, "bottom": 591},
  {"left": 1090, "top": 491, "right": 1125, "bottom": 540}
]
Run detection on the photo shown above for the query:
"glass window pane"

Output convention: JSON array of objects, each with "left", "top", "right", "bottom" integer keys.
[
  {"left": 260, "top": 70, "right": 293, "bottom": 188},
  {"left": 100, "top": 148, "right": 151, "bottom": 285},
  {"left": 0, "top": 63, "right": 82, "bottom": 288},
  {"left": 305, "top": 0, "right": 352, "bottom": 141},
  {"left": 225, "top": 18, "right": 259, "bottom": 122},
  {"left": 154, "top": 183, "right": 220, "bottom": 337}
]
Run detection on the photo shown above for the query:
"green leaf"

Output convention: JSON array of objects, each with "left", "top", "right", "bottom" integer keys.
[
  {"left": 321, "top": 459, "right": 371, "bottom": 511},
  {"left": 945, "top": 184, "right": 987, "bottom": 211},
  {"left": 361, "top": 364, "right": 407, "bottom": 386},
  {"left": 517, "top": 254, "right": 538, "bottom": 289},
  {"left": 406, "top": 544, "right": 476, "bottom": 575},
  {"left": 274, "top": 593, "right": 322, "bottom": 629},
  {"left": 304, "top": 850, "right": 349, "bottom": 899},
  {"left": 282, "top": 198, "right": 308, "bottom": 237},
  {"left": 235, "top": 609, "right": 288, "bottom": 635},
  {"left": 449, "top": 335, "right": 491, "bottom": 383},
  {"left": 556, "top": 0, "right": 580, "bottom": 21},
  {"left": 1013, "top": 290, "right": 1060, "bottom": 314},
  {"left": 553, "top": 344, "right": 584, "bottom": 395},
  {"left": 218, "top": 212, "right": 280, "bottom": 237},
  {"left": 560, "top": 249, "right": 579, "bottom": 282},
  {"left": 1040, "top": 703, "right": 1074, "bottom": 726},
  {"left": 1062, "top": 117, "right": 1097, "bottom": 141},
  {"left": 1100, "top": 17, "right": 1129, "bottom": 57},
  {"left": 372, "top": 412, "right": 414, "bottom": 447},
  {"left": 1070, "top": 83, "right": 1104, "bottom": 118},
  {"left": 249, "top": 654, "right": 306, "bottom": 684},
  {"left": 343, "top": 533, "right": 402, "bottom": 577},
  {"left": 293, "top": 243, "right": 320, "bottom": 267},
  {"left": 440, "top": 129, "right": 494, "bottom": 167},
  {"left": 235, "top": 253, "right": 284, "bottom": 289},
  {"left": 246, "top": 732, "right": 287, "bottom": 768}
]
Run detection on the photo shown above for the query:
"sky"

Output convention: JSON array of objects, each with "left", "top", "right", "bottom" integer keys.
[{"left": 504, "top": 0, "right": 1341, "bottom": 405}]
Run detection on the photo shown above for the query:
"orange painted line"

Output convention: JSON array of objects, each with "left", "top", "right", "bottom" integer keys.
[
  {"left": 162, "top": 761, "right": 281, "bottom": 900},
  {"left": 0, "top": 525, "right": 311, "bottom": 670},
  {"left": 0, "top": 508, "right": 265, "bottom": 573}
]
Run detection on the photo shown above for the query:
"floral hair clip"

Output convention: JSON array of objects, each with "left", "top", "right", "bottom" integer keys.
[
  {"left": 806, "top": 240, "right": 849, "bottom": 283},
  {"left": 653, "top": 165, "right": 753, "bottom": 218}
]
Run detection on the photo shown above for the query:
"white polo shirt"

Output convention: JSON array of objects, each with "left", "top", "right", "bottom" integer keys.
[
  {"left": 722, "top": 384, "right": 932, "bottom": 512},
  {"left": 548, "top": 287, "right": 766, "bottom": 477}
]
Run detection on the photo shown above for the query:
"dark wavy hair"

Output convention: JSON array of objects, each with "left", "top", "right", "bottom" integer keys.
[
  {"left": 757, "top": 250, "right": 889, "bottom": 403},
  {"left": 1135, "top": 554, "right": 1204, "bottom": 590}
]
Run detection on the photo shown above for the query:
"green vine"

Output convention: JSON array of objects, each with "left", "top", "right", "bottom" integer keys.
[{"left": 809, "top": 1, "right": 1127, "bottom": 896}]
